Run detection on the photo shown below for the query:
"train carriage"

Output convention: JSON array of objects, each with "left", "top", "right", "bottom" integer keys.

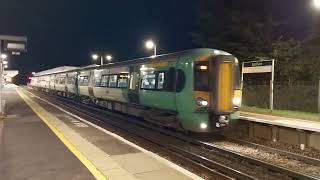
[{"left": 30, "top": 49, "right": 242, "bottom": 132}]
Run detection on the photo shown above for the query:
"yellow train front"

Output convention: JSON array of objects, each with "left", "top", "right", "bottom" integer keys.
[{"left": 176, "top": 49, "right": 242, "bottom": 132}]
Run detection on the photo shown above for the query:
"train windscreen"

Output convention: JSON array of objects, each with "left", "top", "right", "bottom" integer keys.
[{"left": 194, "top": 61, "right": 210, "bottom": 91}]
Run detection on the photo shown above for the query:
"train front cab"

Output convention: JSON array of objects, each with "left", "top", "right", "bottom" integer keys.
[{"left": 178, "top": 54, "right": 241, "bottom": 132}]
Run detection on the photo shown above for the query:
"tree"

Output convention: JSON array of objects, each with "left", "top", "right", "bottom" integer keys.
[{"left": 193, "top": 0, "right": 320, "bottom": 82}]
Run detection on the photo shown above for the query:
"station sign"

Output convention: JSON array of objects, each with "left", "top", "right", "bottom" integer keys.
[
  {"left": 241, "top": 59, "right": 275, "bottom": 111},
  {"left": 0, "top": 35, "right": 27, "bottom": 54},
  {"left": 242, "top": 60, "right": 273, "bottom": 74}
]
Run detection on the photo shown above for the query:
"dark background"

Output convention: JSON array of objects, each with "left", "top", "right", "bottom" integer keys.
[
  {"left": 0, "top": 0, "right": 318, "bottom": 84},
  {"left": 0, "top": 0, "right": 196, "bottom": 84}
]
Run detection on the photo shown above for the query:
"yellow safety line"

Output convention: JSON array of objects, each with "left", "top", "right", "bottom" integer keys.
[{"left": 16, "top": 88, "right": 107, "bottom": 180}]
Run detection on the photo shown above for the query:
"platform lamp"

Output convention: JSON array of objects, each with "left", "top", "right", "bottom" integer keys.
[
  {"left": 91, "top": 53, "right": 112, "bottom": 65},
  {"left": 313, "top": 0, "right": 320, "bottom": 9},
  {"left": 145, "top": 40, "right": 157, "bottom": 58}
]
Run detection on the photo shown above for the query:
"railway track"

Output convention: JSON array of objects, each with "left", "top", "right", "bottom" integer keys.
[
  {"left": 26, "top": 88, "right": 320, "bottom": 180},
  {"left": 222, "top": 136, "right": 320, "bottom": 166}
]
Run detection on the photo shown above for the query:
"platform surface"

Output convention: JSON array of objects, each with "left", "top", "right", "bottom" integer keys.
[
  {"left": 0, "top": 85, "right": 202, "bottom": 180},
  {"left": 240, "top": 111, "right": 320, "bottom": 133},
  {"left": 0, "top": 85, "right": 95, "bottom": 180}
]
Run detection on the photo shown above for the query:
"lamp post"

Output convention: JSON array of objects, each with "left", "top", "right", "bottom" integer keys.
[
  {"left": 145, "top": 40, "right": 157, "bottom": 58},
  {"left": 91, "top": 53, "right": 112, "bottom": 65},
  {"left": 0, "top": 53, "right": 7, "bottom": 115}
]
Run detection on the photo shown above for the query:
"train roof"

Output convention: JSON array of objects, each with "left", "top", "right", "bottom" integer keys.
[
  {"left": 34, "top": 66, "right": 79, "bottom": 76},
  {"left": 33, "top": 48, "right": 232, "bottom": 77}
]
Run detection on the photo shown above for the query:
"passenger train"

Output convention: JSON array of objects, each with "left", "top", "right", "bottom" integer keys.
[{"left": 30, "top": 49, "right": 242, "bottom": 132}]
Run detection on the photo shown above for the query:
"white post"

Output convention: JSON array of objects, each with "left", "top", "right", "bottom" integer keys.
[
  {"left": 270, "top": 59, "right": 275, "bottom": 111},
  {"left": 0, "top": 40, "right": 3, "bottom": 116},
  {"left": 318, "top": 79, "right": 320, "bottom": 112},
  {"left": 154, "top": 44, "right": 157, "bottom": 57},
  {"left": 241, "top": 62, "right": 244, "bottom": 103},
  {"left": 100, "top": 56, "right": 103, "bottom": 66},
  {"left": 0, "top": 40, "right": 2, "bottom": 116},
  {"left": 241, "top": 62, "right": 244, "bottom": 91}
]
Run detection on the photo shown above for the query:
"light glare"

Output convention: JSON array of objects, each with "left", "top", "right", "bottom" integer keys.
[
  {"left": 233, "top": 97, "right": 242, "bottom": 106},
  {"left": 3, "top": 61, "right": 8, "bottom": 65},
  {"left": 200, "top": 65, "right": 208, "bottom": 70},
  {"left": 314, "top": 0, "right": 320, "bottom": 9},
  {"left": 1, "top": 54, "right": 7, "bottom": 59},
  {"left": 91, "top": 54, "right": 99, "bottom": 60},
  {"left": 200, "top": 123, "right": 208, "bottom": 129},
  {"left": 106, "top": 55, "right": 112, "bottom": 61},
  {"left": 145, "top": 40, "right": 155, "bottom": 49}
]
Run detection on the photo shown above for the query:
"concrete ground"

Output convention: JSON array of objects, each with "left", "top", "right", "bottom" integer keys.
[
  {"left": 0, "top": 85, "right": 94, "bottom": 180},
  {"left": 0, "top": 85, "right": 202, "bottom": 180}
]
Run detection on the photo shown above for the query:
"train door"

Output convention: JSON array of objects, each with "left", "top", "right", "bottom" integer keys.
[
  {"left": 74, "top": 72, "right": 79, "bottom": 95},
  {"left": 88, "top": 70, "right": 95, "bottom": 97},
  {"left": 128, "top": 65, "right": 139, "bottom": 104}
]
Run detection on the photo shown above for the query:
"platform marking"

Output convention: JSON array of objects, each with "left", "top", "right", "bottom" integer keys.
[
  {"left": 16, "top": 89, "right": 108, "bottom": 180},
  {"left": 24, "top": 89, "right": 205, "bottom": 180}
]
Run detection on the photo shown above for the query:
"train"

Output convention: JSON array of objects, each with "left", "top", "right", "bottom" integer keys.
[{"left": 29, "top": 48, "right": 242, "bottom": 132}]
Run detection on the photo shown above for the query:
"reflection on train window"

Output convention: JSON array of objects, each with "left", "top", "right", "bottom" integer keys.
[
  {"left": 157, "top": 72, "right": 165, "bottom": 89},
  {"left": 94, "top": 77, "right": 101, "bottom": 87},
  {"left": 79, "top": 76, "right": 89, "bottom": 86},
  {"left": 194, "top": 62, "right": 209, "bottom": 91},
  {"left": 60, "top": 77, "right": 66, "bottom": 84},
  {"left": 118, "top": 74, "right": 128, "bottom": 88},
  {"left": 109, "top": 75, "right": 118, "bottom": 87},
  {"left": 54, "top": 77, "right": 59, "bottom": 84},
  {"left": 67, "top": 76, "right": 75, "bottom": 84},
  {"left": 100, "top": 75, "right": 109, "bottom": 87},
  {"left": 141, "top": 71, "right": 156, "bottom": 89}
]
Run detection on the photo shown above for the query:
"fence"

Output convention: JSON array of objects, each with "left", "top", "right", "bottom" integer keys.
[{"left": 242, "top": 80, "right": 320, "bottom": 112}]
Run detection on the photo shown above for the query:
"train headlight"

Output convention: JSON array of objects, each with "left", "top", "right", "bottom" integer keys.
[
  {"left": 233, "top": 90, "right": 242, "bottom": 107},
  {"left": 200, "top": 123, "right": 208, "bottom": 129},
  {"left": 196, "top": 97, "right": 208, "bottom": 107},
  {"left": 232, "top": 97, "right": 241, "bottom": 106}
]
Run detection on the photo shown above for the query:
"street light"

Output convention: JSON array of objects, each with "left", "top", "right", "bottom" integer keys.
[
  {"left": 91, "top": 53, "right": 112, "bottom": 65},
  {"left": 0, "top": 54, "right": 7, "bottom": 59},
  {"left": 91, "top": 54, "right": 99, "bottom": 60},
  {"left": 106, "top": 55, "right": 112, "bottom": 61},
  {"left": 313, "top": 0, "right": 320, "bottom": 9},
  {"left": 145, "top": 40, "right": 157, "bottom": 58}
]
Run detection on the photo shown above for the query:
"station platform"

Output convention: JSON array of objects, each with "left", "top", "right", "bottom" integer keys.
[
  {"left": 240, "top": 111, "right": 320, "bottom": 133},
  {"left": 0, "top": 85, "right": 202, "bottom": 180}
]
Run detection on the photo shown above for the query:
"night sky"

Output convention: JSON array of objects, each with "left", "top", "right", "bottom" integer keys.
[
  {"left": 0, "top": 0, "right": 317, "bottom": 84},
  {"left": 0, "top": 0, "right": 196, "bottom": 84}
]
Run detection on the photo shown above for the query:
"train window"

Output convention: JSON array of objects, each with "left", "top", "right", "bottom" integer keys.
[
  {"left": 100, "top": 75, "right": 109, "bottom": 87},
  {"left": 60, "top": 77, "right": 66, "bottom": 84},
  {"left": 129, "top": 73, "right": 138, "bottom": 90},
  {"left": 157, "top": 72, "right": 165, "bottom": 89},
  {"left": 94, "top": 77, "right": 101, "bottom": 87},
  {"left": 54, "top": 78, "right": 59, "bottom": 84},
  {"left": 79, "top": 76, "right": 89, "bottom": 86},
  {"left": 194, "top": 62, "right": 210, "bottom": 91},
  {"left": 118, "top": 74, "right": 128, "bottom": 88},
  {"left": 141, "top": 71, "right": 156, "bottom": 89},
  {"left": 234, "top": 65, "right": 241, "bottom": 89},
  {"left": 109, "top": 75, "right": 118, "bottom": 87},
  {"left": 67, "top": 76, "right": 75, "bottom": 85}
]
